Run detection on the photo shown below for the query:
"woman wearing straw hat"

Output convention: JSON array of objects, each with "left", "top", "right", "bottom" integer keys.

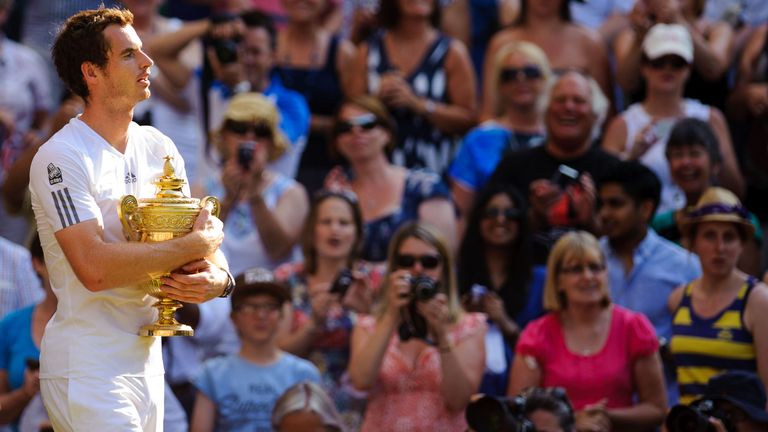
[
  {"left": 667, "top": 186, "right": 768, "bottom": 404},
  {"left": 204, "top": 92, "right": 309, "bottom": 276}
]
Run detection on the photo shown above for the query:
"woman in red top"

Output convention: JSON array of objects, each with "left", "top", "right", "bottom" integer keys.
[{"left": 508, "top": 231, "right": 666, "bottom": 432}]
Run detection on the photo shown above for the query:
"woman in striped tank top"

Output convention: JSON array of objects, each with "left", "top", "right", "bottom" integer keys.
[{"left": 668, "top": 187, "right": 768, "bottom": 404}]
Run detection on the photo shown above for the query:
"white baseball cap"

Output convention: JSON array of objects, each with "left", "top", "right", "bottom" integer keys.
[{"left": 642, "top": 23, "right": 693, "bottom": 63}]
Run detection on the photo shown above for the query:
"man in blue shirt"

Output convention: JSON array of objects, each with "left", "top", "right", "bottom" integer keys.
[
  {"left": 206, "top": 10, "right": 309, "bottom": 179},
  {"left": 597, "top": 160, "right": 701, "bottom": 404}
]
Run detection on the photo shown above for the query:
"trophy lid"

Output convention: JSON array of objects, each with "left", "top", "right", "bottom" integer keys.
[{"left": 154, "top": 156, "right": 186, "bottom": 198}]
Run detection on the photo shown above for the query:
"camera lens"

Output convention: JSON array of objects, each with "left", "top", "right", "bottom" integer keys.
[{"left": 411, "top": 276, "right": 438, "bottom": 300}]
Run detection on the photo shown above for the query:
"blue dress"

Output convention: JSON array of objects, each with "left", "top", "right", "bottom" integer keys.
[
  {"left": 366, "top": 31, "right": 460, "bottom": 175},
  {"left": 275, "top": 35, "right": 346, "bottom": 193}
]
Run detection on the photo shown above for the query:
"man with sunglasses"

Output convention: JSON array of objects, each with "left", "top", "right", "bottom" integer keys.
[
  {"left": 489, "top": 71, "right": 620, "bottom": 265},
  {"left": 28, "top": 8, "right": 233, "bottom": 430},
  {"left": 148, "top": 10, "right": 310, "bottom": 179},
  {"left": 597, "top": 160, "right": 700, "bottom": 405}
]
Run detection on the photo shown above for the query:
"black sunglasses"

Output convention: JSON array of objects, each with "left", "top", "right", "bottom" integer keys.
[
  {"left": 225, "top": 120, "right": 273, "bottom": 139},
  {"left": 335, "top": 113, "right": 378, "bottom": 135},
  {"left": 395, "top": 254, "right": 441, "bottom": 270},
  {"left": 648, "top": 56, "right": 689, "bottom": 70},
  {"left": 483, "top": 207, "right": 522, "bottom": 221},
  {"left": 499, "top": 65, "right": 543, "bottom": 83}
]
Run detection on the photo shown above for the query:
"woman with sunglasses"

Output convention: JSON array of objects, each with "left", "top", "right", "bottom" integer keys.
[
  {"left": 614, "top": 0, "right": 734, "bottom": 110},
  {"left": 449, "top": 41, "right": 550, "bottom": 226},
  {"left": 206, "top": 92, "right": 309, "bottom": 276},
  {"left": 481, "top": 0, "right": 611, "bottom": 120},
  {"left": 345, "top": 0, "right": 477, "bottom": 176},
  {"left": 325, "top": 96, "right": 456, "bottom": 263},
  {"left": 602, "top": 23, "right": 743, "bottom": 215},
  {"left": 509, "top": 231, "right": 667, "bottom": 432},
  {"left": 273, "top": 190, "right": 383, "bottom": 429},
  {"left": 457, "top": 183, "right": 545, "bottom": 396},
  {"left": 667, "top": 187, "right": 768, "bottom": 404},
  {"left": 347, "top": 222, "right": 486, "bottom": 431}
]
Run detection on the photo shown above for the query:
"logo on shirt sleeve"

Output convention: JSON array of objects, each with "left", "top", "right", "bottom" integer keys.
[{"left": 47, "top": 163, "right": 63, "bottom": 185}]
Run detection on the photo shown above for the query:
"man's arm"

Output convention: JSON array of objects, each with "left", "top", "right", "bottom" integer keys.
[{"left": 54, "top": 207, "right": 224, "bottom": 293}]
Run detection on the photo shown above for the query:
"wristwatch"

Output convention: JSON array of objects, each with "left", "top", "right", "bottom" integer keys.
[{"left": 219, "top": 268, "right": 236, "bottom": 298}]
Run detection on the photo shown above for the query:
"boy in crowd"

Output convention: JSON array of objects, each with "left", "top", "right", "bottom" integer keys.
[{"left": 190, "top": 268, "right": 320, "bottom": 432}]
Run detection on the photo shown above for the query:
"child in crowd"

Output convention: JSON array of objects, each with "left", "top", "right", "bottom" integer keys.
[{"left": 190, "top": 268, "right": 320, "bottom": 432}]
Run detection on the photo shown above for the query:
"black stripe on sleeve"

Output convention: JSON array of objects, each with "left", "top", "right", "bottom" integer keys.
[
  {"left": 56, "top": 189, "right": 74, "bottom": 227},
  {"left": 63, "top": 187, "right": 80, "bottom": 223},
  {"left": 51, "top": 191, "right": 67, "bottom": 228}
]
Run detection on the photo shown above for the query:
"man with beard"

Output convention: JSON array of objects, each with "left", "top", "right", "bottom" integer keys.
[{"left": 597, "top": 160, "right": 700, "bottom": 404}]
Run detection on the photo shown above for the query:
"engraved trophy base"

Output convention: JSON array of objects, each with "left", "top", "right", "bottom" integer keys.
[
  {"left": 139, "top": 323, "right": 194, "bottom": 337},
  {"left": 139, "top": 295, "right": 195, "bottom": 337}
]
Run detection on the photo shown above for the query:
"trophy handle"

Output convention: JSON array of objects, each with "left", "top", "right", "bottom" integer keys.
[
  {"left": 200, "top": 196, "right": 221, "bottom": 218},
  {"left": 118, "top": 195, "right": 141, "bottom": 242}
]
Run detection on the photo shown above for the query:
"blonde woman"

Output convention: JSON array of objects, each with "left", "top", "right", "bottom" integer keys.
[
  {"left": 347, "top": 222, "right": 486, "bottom": 432},
  {"left": 206, "top": 92, "right": 309, "bottom": 275},
  {"left": 449, "top": 41, "right": 551, "bottom": 225},
  {"left": 509, "top": 231, "right": 666, "bottom": 432}
]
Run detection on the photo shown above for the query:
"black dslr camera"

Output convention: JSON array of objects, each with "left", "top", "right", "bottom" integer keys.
[
  {"left": 466, "top": 395, "right": 536, "bottom": 432},
  {"left": 206, "top": 13, "right": 241, "bottom": 64},
  {"left": 666, "top": 399, "right": 735, "bottom": 432},
  {"left": 397, "top": 276, "right": 440, "bottom": 341},
  {"left": 329, "top": 269, "right": 354, "bottom": 298},
  {"left": 411, "top": 275, "right": 439, "bottom": 301}
]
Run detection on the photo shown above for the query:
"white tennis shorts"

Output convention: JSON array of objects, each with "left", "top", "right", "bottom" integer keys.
[{"left": 40, "top": 374, "right": 164, "bottom": 431}]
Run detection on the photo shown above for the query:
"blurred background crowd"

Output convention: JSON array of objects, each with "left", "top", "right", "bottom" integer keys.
[{"left": 1, "top": 0, "right": 768, "bottom": 431}]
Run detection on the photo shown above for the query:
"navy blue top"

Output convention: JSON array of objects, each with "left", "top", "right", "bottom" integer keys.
[
  {"left": 366, "top": 31, "right": 460, "bottom": 175},
  {"left": 275, "top": 35, "right": 345, "bottom": 171}
]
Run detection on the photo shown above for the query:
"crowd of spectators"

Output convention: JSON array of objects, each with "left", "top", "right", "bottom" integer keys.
[{"left": 1, "top": 0, "right": 768, "bottom": 431}]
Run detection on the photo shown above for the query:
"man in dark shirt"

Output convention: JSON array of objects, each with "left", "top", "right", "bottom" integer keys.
[{"left": 490, "top": 70, "right": 620, "bottom": 263}]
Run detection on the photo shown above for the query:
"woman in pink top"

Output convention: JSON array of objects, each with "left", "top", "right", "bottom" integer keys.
[
  {"left": 508, "top": 231, "right": 666, "bottom": 432},
  {"left": 347, "top": 222, "right": 486, "bottom": 432}
]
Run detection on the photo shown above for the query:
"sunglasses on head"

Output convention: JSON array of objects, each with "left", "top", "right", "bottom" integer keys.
[
  {"left": 648, "top": 56, "right": 689, "bottom": 70},
  {"left": 395, "top": 253, "right": 441, "bottom": 270},
  {"left": 499, "top": 65, "right": 543, "bottom": 83},
  {"left": 483, "top": 207, "right": 522, "bottom": 221},
  {"left": 335, "top": 113, "right": 378, "bottom": 136},
  {"left": 225, "top": 120, "right": 273, "bottom": 139}
]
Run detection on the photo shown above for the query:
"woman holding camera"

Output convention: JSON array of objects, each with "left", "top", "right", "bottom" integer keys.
[
  {"left": 273, "top": 189, "right": 383, "bottom": 429},
  {"left": 347, "top": 222, "right": 486, "bottom": 432},
  {"left": 668, "top": 187, "right": 768, "bottom": 405},
  {"left": 509, "top": 231, "right": 667, "bottom": 432},
  {"left": 324, "top": 96, "right": 456, "bottom": 262},
  {"left": 208, "top": 92, "right": 309, "bottom": 276},
  {"left": 458, "top": 183, "right": 546, "bottom": 396}
]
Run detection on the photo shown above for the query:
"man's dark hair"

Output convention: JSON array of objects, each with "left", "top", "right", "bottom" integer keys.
[
  {"left": 377, "top": 0, "right": 441, "bottom": 29},
  {"left": 665, "top": 118, "right": 722, "bottom": 164},
  {"left": 51, "top": 7, "right": 134, "bottom": 101},
  {"left": 600, "top": 160, "right": 662, "bottom": 216},
  {"left": 241, "top": 9, "right": 277, "bottom": 50}
]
